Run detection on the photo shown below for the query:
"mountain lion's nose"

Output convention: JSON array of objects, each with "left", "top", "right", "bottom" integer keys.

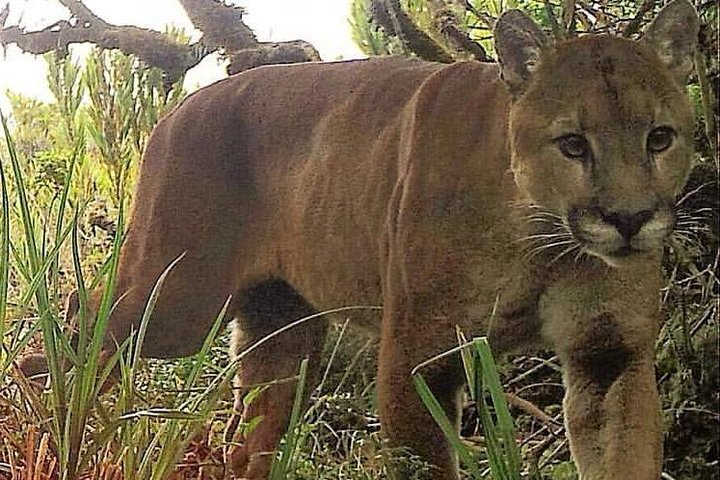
[{"left": 600, "top": 209, "right": 655, "bottom": 240}]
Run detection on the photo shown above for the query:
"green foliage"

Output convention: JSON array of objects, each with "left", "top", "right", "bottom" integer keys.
[
  {"left": 0, "top": 122, "right": 8, "bottom": 354},
  {"left": 269, "top": 359, "right": 310, "bottom": 479},
  {"left": 5, "top": 93, "right": 66, "bottom": 158},
  {"left": 47, "top": 53, "right": 84, "bottom": 145},
  {"left": 0, "top": 41, "right": 237, "bottom": 479},
  {"left": 350, "top": 0, "right": 407, "bottom": 56},
  {"left": 412, "top": 336, "right": 521, "bottom": 479},
  {"left": 84, "top": 48, "right": 185, "bottom": 203}
]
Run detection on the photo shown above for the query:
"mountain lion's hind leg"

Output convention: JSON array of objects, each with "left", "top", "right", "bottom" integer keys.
[{"left": 225, "top": 279, "right": 327, "bottom": 479}]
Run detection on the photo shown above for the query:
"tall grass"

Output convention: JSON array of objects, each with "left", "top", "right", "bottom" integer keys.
[
  {"left": 0, "top": 47, "right": 238, "bottom": 479},
  {"left": 0, "top": 107, "right": 241, "bottom": 478},
  {"left": 412, "top": 335, "right": 521, "bottom": 479},
  {"left": 0, "top": 113, "right": 10, "bottom": 360}
]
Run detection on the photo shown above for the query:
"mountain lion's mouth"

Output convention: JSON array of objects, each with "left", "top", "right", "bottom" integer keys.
[
  {"left": 576, "top": 231, "right": 650, "bottom": 255},
  {"left": 607, "top": 244, "right": 642, "bottom": 257},
  {"left": 517, "top": 203, "right": 668, "bottom": 266},
  {"left": 567, "top": 204, "right": 674, "bottom": 265}
]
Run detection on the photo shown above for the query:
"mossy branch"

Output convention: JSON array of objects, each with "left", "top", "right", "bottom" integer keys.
[
  {"left": 0, "top": 0, "right": 320, "bottom": 82},
  {"left": 372, "top": 0, "right": 454, "bottom": 62}
]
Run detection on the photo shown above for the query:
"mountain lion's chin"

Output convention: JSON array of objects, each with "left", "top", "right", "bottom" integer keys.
[{"left": 584, "top": 244, "right": 659, "bottom": 268}]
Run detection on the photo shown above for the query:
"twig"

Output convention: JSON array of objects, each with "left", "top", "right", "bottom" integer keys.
[
  {"left": 514, "top": 381, "right": 564, "bottom": 396},
  {"left": 526, "top": 433, "right": 559, "bottom": 478},
  {"left": 622, "top": 0, "right": 656, "bottom": 38},
  {"left": 462, "top": 0, "right": 494, "bottom": 30},
  {"left": 694, "top": 48, "right": 718, "bottom": 155},
  {"left": 519, "top": 413, "right": 564, "bottom": 447},
  {"left": 561, "top": 0, "right": 576, "bottom": 38},
  {"left": 505, "top": 392, "right": 563, "bottom": 431},
  {"left": 543, "top": 0, "right": 563, "bottom": 40},
  {"left": 374, "top": 0, "right": 454, "bottom": 62},
  {"left": 506, "top": 355, "right": 561, "bottom": 386},
  {"left": 539, "top": 438, "right": 569, "bottom": 468},
  {"left": 0, "top": 4, "right": 9, "bottom": 28},
  {"left": 436, "top": 9, "right": 492, "bottom": 61}
]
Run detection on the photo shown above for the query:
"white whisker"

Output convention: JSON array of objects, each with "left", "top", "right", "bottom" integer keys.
[
  {"left": 676, "top": 182, "right": 713, "bottom": 206},
  {"left": 523, "top": 239, "right": 577, "bottom": 262},
  {"left": 512, "top": 232, "right": 573, "bottom": 245},
  {"left": 525, "top": 212, "right": 564, "bottom": 221},
  {"left": 549, "top": 243, "right": 581, "bottom": 266}
]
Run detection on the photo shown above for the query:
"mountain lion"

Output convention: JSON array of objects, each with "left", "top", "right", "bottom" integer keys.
[{"left": 19, "top": 1, "right": 700, "bottom": 479}]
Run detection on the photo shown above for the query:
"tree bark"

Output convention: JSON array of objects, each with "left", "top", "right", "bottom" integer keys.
[
  {"left": 0, "top": 0, "right": 320, "bottom": 83},
  {"left": 371, "top": 0, "right": 454, "bottom": 63}
]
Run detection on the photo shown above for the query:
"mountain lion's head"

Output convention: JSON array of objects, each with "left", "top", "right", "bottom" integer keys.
[{"left": 495, "top": 0, "right": 698, "bottom": 267}]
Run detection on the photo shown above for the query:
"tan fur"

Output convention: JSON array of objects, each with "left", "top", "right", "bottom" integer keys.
[{"left": 19, "top": 2, "right": 700, "bottom": 479}]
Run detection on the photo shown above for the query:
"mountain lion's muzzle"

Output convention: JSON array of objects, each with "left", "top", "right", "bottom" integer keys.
[{"left": 568, "top": 203, "right": 675, "bottom": 262}]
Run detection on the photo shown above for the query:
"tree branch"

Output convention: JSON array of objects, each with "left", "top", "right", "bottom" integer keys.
[
  {"left": 0, "top": 4, "right": 10, "bottom": 28},
  {"left": 460, "top": 0, "right": 494, "bottom": 30},
  {"left": 561, "top": 0, "right": 576, "bottom": 38},
  {"left": 622, "top": 0, "right": 656, "bottom": 38},
  {"left": 57, "top": 0, "right": 107, "bottom": 26},
  {"left": 0, "top": 20, "right": 198, "bottom": 83},
  {"left": 0, "top": 1, "right": 201, "bottom": 83},
  {"left": 433, "top": 3, "right": 491, "bottom": 62},
  {"left": 177, "top": 0, "right": 256, "bottom": 51},
  {"left": 439, "top": 21, "right": 491, "bottom": 61},
  {"left": 372, "top": 0, "right": 453, "bottom": 63},
  {"left": 543, "top": 0, "right": 563, "bottom": 40},
  {"left": 0, "top": 0, "right": 321, "bottom": 83},
  {"left": 226, "top": 40, "right": 320, "bottom": 75},
  {"left": 177, "top": 0, "right": 319, "bottom": 73}
]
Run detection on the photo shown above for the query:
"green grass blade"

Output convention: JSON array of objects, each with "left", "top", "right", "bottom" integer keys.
[
  {"left": 13, "top": 221, "right": 74, "bottom": 321},
  {"left": 135, "top": 281, "right": 230, "bottom": 479},
  {"left": 270, "top": 358, "right": 310, "bottom": 480},
  {"left": 71, "top": 208, "right": 89, "bottom": 360},
  {"left": 51, "top": 134, "right": 83, "bottom": 300},
  {"left": 412, "top": 372, "right": 484, "bottom": 478},
  {"left": 457, "top": 327, "right": 477, "bottom": 401},
  {"left": 1, "top": 112, "right": 45, "bottom": 306},
  {"left": 130, "top": 252, "right": 187, "bottom": 374},
  {"left": 84, "top": 186, "right": 125, "bottom": 398},
  {"left": 2, "top": 111, "right": 69, "bottom": 468},
  {"left": 474, "top": 338, "right": 521, "bottom": 476},
  {"left": 1, "top": 320, "right": 41, "bottom": 374},
  {"left": 0, "top": 111, "right": 10, "bottom": 354},
  {"left": 179, "top": 295, "right": 231, "bottom": 405}
]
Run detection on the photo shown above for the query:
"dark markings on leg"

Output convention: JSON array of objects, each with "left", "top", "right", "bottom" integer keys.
[
  {"left": 571, "top": 313, "right": 632, "bottom": 394},
  {"left": 229, "top": 279, "right": 324, "bottom": 478},
  {"left": 236, "top": 278, "right": 317, "bottom": 341}
]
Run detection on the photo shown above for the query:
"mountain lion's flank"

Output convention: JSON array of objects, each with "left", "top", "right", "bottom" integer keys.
[{"left": 19, "top": 1, "right": 699, "bottom": 479}]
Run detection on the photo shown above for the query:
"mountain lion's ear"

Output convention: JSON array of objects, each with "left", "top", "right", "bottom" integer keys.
[
  {"left": 494, "top": 10, "right": 549, "bottom": 96},
  {"left": 641, "top": 0, "right": 699, "bottom": 85}
]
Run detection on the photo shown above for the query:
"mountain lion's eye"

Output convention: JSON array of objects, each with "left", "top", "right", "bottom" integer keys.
[
  {"left": 556, "top": 134, "right": 590, "bottom": 160},
  {"left": 647, "top": 126, "right": 675, "bottom": 154}
]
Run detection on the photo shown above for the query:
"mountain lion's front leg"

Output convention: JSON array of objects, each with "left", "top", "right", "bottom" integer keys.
[
  {"left": 540, "top": 266, "right": 664, "bottom": 480},
  {"left": 563, "top": 342, "right": 661, "bottom": 480}
]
